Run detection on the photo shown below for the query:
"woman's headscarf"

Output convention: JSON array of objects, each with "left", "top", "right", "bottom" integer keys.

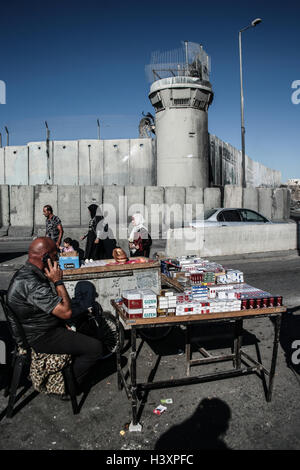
[
  {"left": 88, "top": 204, "right": 98, "bottom": 219},
  {"left": 129, "top": 213, "right": 147, "bottom": 242}
]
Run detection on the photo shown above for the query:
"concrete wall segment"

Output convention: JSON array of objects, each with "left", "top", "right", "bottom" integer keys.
[
  {"left": 204, "top": 187, "right": 221, "bottom": 210},
  {"left": 242, "top": 187, "right": 259, "bottom": 212},
  {"left": 271, "top": 188, "right": 285, "bottom": 220},
  {"left": 34, "top": 185, "right": 58, "bottom": 227},
  {"left": 166, "top": 223, "right": 297, "bottom": 258},
  {"left": 28, "top": 142, "right": 52, "bottom": 185},
  {"left": 258, "top": 187, "right": 272, "bottom": 219},
  {"left": 78, "top": 140, "right": 104, "bottom": 186},
  {"left": 57, "top": 186, "right": 81, "bottom": 226},
  {"left": 0, "top": 148, "right": 5, "bottom": 185},
  {"left": 53, "top": 141, "right": 79, "bottom": 185},
  {"left": 0, "top": 185, "right": 9, "bottom": 232},
  {"left": 80, "top": 186, "right": 103, "bottom": 226},
  {"left": 103, "top": 140, "right": 130, "bottom": 186},
  {"left": 9, "top": 185, "right": 34, "bottom": 236},
  {"left": 224, "top": 185, "right": 243, "bottom": 208},
  {"left": 5, "top": 146, "right": 29, "bottom": 185},
  {"left": 129, "top": 138, "right": 154, "bottom": 186}
]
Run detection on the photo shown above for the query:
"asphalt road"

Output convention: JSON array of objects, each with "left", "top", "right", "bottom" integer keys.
[{"left": 0, "top": 240, "right": 299, "bottom": 451}]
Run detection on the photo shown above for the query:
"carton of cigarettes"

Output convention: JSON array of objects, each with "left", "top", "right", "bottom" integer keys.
[{"left": 122, "top": 290, "right": 142, "bottom": 309}]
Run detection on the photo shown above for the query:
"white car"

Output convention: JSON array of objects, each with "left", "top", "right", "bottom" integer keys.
[{"left": 189, "top": 208, "right": 272, "bottom": 227}]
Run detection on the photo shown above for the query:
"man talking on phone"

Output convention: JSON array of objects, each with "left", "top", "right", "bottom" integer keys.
[{"left": 7, "top": 237, "right": 103, "bottom": 391}]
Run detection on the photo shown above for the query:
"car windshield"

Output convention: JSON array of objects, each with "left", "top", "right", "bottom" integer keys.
[{"left": 204, "top": 209, "right": 218, "bottom": 220}]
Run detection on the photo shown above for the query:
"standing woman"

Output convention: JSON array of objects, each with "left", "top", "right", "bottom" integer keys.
[
  {"left": 80, "top": 204, "right": 99, "bottom": 259},
  {"left": 94, "top": 216, "right": 117, "bottom": 259},
  {"left": 128, "top": 213, "right": 152, "bottom": 258}
]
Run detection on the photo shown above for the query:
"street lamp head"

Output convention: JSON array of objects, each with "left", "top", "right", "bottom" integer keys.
[{"left": 251, "top": 18, "right": 262, "bottom": 27}]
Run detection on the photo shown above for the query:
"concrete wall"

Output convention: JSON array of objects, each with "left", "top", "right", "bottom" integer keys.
[
  {"left": 209, "top": 134, "right": 281, "bottom": 187},
  {"left": 166, "top": 223, "right": 297, "bottom": 258},
  {"left": 0, "top": 185, "right": 291, "bottom": 242},
  {"left": 0, "top": 135, "right": 280, "bottom": 189},
  {"left": 0, "top": 138, "right": 155, "bottom": 187}
]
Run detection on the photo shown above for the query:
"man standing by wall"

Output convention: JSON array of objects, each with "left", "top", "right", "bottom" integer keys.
[{"left": 43, "top": 205, "right": 63, "bottom": 249}]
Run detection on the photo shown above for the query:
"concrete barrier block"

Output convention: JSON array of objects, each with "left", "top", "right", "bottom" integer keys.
[
  {"left": 78, "top": 140, "right": 104, "bottom": 186},
  {"left": 53, "top": 141, "right": 79, "bottom": 185},
  {"left": 283, "top": 188, "right": 291, "bottom": 220},
  {"left": 102, "top": 186, "right": 125, "bottom": 237},
  {"left": 258, "top": 188, "right": 272, "bottom": 219},
  {"left": 166, "top": 223, "right": 297, "bottom": 258},
  {"left": 80, "top": 186, "right": 103, "bottom": 226},
  {"left": 129, "top": 138, "right": 154, "bottom": 185},
  {"left": 185, "top": 187, "right": 204, "bottom": 221},
  {"left": 204, "top": 187, "right": 221, "bottom": 210},
  {"left": 224, "top": 185, "right": 242, "bottom": 208},
  {"left": 0, "top": 185, "right": 9, "bottom": 234},
  {"left": 28, "top": 142, "right": 52, "bottom": 185},
  {"left": 5, "top": 146, "right": 29, "bottom": 185},
  {"left": 125, "top": 186, "right": 145, "bottom": 219},
  {"left": 242, "top": 186, "right": 258, "bottom": 211},
  {"left": 145, "top": 186, "right": 164, "bottom": 239},
  {"left": 57, "top": 186, "right": 81, "bottom": 226},
  {"left": 272, "top": 188, "right": 285, "bottom": 220},
  {"left": 0, "top": 148, "right": 5, "bottom": 184},
  {"left": 103, "top": 140, "right": 130, "bottom": 186},
  {"left": 9, "top": 185, "right": 34, "bottom": 236},
  {"left": 34, "top": 185, "right": 58, "bottom": 228},
  {"left": 164, "top": 187, "right": 186, "bottom": 230}
]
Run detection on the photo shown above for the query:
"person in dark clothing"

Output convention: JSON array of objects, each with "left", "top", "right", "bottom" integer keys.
[
  {"left": 128, "top": 213, "right": 152, "bottom": 258},
  {"left": 7, "top": 237, "right": 103, "bottom": 389},
  {"left": 80, "top": 204, "right": 99, "bottom": 259},
  {"left": 94, "top": 216, "right": 117, "bottom": 259}
]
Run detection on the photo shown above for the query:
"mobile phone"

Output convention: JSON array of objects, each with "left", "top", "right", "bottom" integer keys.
[{"left": 42, "top": 253, "right": 53, "bottom": 268}]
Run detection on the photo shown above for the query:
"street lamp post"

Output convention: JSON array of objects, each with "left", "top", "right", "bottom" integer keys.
[{"left": 239, "top": 18, "right": 262, "bottom": 188}]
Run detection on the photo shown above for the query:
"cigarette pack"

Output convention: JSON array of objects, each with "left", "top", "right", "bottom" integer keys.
[
  {"left": 143, "top": 309, "right": 157, "bottom": 319},
  {"left": 153, "top": 405, "right": 167, "bottom": 415}
]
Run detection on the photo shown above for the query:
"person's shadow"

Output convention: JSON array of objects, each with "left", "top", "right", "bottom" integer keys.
[{"left": 155, "top": 398, "right": 232, "bottom": 450}]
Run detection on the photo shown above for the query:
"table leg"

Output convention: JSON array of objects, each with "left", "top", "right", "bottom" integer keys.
[
  {"left": 116, "top": 313, "right": 122, "bottom": 391},
  {"left": 186, "top": 325, "right": 191, "bottom": 377},
  {"left": 130, "top": 328, "right": 138, "bottom": 425},
  {"left": 267, "top": 315, "right": 282, "bottom": 402},
  {"left": 233, "top": 319, "right": 243, "bottom": 369}
]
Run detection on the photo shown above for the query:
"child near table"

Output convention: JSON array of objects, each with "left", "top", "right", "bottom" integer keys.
[{"left": 60, "top": 237, "right": 74, "bottom": 253}]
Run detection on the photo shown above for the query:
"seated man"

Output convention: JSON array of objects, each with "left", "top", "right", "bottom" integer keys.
[{"left": 7, "top": 237, "right": 103, "bottom": 391}]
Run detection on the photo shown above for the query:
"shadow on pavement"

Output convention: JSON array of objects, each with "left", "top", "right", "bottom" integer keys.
[
  {"left": 143, "top": 323, "right": 258, "bottom": 357},
  {"left": 154, "top": 397, "right": 232, "bottom": 450},
  {"left": 0, "top": 252, "right": 27, "bottom": 264}
]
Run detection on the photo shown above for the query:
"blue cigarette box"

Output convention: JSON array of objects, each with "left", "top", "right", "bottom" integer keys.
[{"left": 59, "top": 255, "right": 80, "bottom": 270}]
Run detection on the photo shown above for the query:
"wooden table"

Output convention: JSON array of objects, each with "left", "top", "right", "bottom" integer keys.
[{"left": 111, "top": 300, "right": 286, "bottom": 429}]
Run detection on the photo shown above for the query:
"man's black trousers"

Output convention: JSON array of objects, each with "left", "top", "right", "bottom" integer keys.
[{"left": 32, "top": 327, "right": 103, "bottom": 385}]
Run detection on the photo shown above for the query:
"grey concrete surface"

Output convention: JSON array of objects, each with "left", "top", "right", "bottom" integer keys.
[{"left": 0, "top": 240, "right": 299, "bottom": 450}]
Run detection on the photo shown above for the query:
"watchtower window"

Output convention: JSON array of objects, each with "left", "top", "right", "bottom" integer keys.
[{"left": 173, "top": 98, "right": 190, "bottom": 106}]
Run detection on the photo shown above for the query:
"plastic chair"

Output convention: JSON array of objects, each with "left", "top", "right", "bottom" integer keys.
[{"left": 0, "top": 290, "right": 79, "bottom": 417}]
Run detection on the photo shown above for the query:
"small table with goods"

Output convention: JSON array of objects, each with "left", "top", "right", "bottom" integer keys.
[{"left": 110, "top": 255, "right": 287, "bottom": 430}]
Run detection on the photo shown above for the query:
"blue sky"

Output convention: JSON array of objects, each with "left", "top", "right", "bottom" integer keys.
[{"left": 0, "top": 0, "right": 299, "bottom": 182}]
